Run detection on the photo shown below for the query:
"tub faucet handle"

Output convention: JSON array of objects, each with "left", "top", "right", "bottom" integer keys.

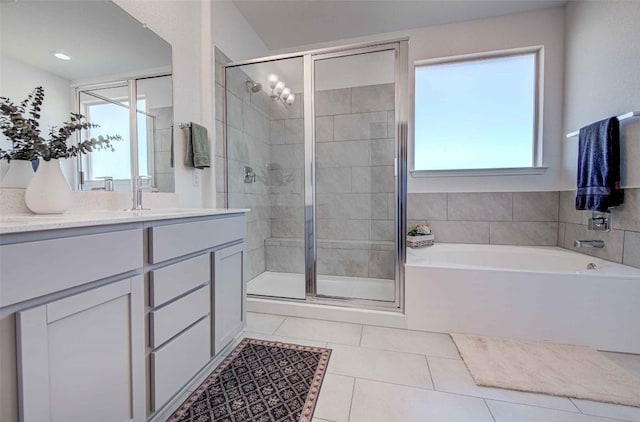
[{"left": 588, "top": 212, "right": 611, "bottom": 232}]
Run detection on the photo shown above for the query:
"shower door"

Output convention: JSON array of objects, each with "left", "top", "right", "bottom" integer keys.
[
  {"left": 225, "top": 41, "right": 407, "bottom": 308},
  {"left": 310, "top": 45, "right": 402, "bottom": 304},
  {"left": 225, "top": 57, "right": 307, "bottom": 300}
]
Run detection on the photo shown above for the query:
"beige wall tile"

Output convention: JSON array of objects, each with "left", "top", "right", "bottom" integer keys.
[
  {"left": 315, "top": 88, "right": 351, "bottom": 116},
  {"left": 490, "top": 222, "right": 558, "bottom": 246},
  {"left": 407, "top": 193, "right": 447, "bottom": 221},
  {"left": 447, "top": 192, "right": 512, "bottom": 221},
  {"left": 428, "top": 221, "right": 490, "bottom": 244},
  {"left": 623, "top": 231, "right": 640, "bottom": 268},
  {"left": 513, "top": 192, "right": 559, "bottom": 221},
  {"left": 351, "top": 84, "right": 394, "bottom": 113}
]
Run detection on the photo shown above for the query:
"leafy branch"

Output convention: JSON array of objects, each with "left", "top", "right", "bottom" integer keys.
[{"left": 0, "top": 87, "right": 121, "bottom": 161}]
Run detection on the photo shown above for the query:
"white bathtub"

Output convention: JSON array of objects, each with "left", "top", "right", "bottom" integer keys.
[{"left": 405, "top": 244, "right": 640, "bottom": 353}]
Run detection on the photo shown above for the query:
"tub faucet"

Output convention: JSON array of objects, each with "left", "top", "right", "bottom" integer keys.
[{"left": 574, "top": 240, "right": 605, "bottom": 248}]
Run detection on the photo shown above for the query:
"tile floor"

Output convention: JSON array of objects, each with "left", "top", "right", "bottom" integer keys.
[{"left": 159, "top": 313, "right": 640, "bottom": 422}]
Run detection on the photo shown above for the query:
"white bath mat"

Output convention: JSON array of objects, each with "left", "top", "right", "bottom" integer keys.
[{"left": 451, "top": 333, "right": 640, "bottom": 408}]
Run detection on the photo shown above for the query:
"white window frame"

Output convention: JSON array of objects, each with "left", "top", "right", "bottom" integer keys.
[{"left": 411, "top": 46, "right": 547, "bottom": 177}]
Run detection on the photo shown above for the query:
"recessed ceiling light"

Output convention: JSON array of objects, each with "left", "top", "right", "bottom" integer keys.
[{"left": 54, "top": 52, "right": 71, "bottom": 61}]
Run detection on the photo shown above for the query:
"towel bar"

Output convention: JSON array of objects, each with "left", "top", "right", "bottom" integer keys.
[
  {"left": 566, "top": 111, "right": 639, "bottom": 138},
  {"left": 178, "top": 122, "right": 191, "bottom": 129}
]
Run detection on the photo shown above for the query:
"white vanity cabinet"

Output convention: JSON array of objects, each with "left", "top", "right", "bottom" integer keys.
[
  {"left": 214, "top": 243, "right": 246, "bottom": 354},
  {"left": 17, "top": 276, "right": 145, "bottom": 422},
  {"left": 0, "top": 225, "right": 145, "bottom": 422},
  {"left": 148, "top": 252, "right": 213, "bottom": 412},
  {"left": 0, "top": 210, "right": 247, "bottom": 422},
  {"left": 146, "top": 214, "right": 247, "bottom": 413}
]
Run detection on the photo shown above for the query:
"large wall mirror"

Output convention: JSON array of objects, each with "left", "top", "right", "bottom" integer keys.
[{"left": 0, "top": 0, "right": 174, "bottom": 192}]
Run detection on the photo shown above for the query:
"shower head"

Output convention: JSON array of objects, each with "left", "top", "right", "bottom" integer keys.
[{"left": 245, "top": 80, "right": 262, "bottom": 93}]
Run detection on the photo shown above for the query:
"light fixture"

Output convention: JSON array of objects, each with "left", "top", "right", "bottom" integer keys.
[
  {"left": 274, "top": 81, "right": 285, "bottom": 96},
  {"left": 268, "top": 74, "right": 279, "bottom": 90},
  {"left": 267, "top": 74, "right": 295, "bottom": 106},
  {"left": 53, "top": 52, "right": 71, "bottom": 61},
  {"left": 285, "top": 94, "right": 295, "bottom": 105}
]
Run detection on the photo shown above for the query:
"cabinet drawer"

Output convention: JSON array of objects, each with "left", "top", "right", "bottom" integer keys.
[
  {"left": 149, "top": 215, "right": 245, "bottom": 263},
  {"left": 150, "top": 254, "right": 210, "bottom": 307},
  {"left": 1, "top": 229, "right": 142, "bottom": 307},
  {"left": 150, "top": 285, "right": 210, "bottom": 348},
  {"left": 151, "top": 317, "right": 210, "bottom": 410}
]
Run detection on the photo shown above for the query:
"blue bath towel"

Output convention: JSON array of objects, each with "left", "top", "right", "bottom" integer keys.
[{"left": 575, "top": 117, "right": 623, "bottom": 212}]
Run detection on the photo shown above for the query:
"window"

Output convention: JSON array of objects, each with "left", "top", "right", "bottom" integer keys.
[
  {"left": 82, "top": 98, "right": 147, "bottom": 181},
  {"left": 413, "top": 49, "right": 541, "bottom": 174}
]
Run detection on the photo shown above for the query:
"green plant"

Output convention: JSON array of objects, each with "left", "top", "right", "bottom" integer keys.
[
  {"left": 0, "top": 86, "right": 120, "bottom": 161},
  {"left": 408, "top": 223, "right": 431, "bottom": 236}
]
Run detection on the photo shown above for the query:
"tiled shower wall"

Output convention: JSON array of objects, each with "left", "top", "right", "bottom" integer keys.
[
  {"left": 151, "top": 106, "right": 174, "bottom": 193},
  {"left": 266, "top": 83, "right": 396, "bottom": 279},
  {"left": 215, "top": 49, "right": 273, "bottom": 281}
]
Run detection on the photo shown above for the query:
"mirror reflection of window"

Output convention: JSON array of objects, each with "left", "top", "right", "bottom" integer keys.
[
  {"left": 85, "top": 100, "right": 134, "bottom": 180},
  {"left": 77, "top": 74, "right": 173, "bottom": 192},
  {"left": 78, "top": 85, "right": 133, "bottom": 190}
]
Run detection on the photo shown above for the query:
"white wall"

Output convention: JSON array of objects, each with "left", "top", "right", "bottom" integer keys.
[
  {"left": 210, "top": 2, "right": 270, "bottom": 62},
  {"left": 113, "top": 0, "right": 211, "bottom": 207},
  {"left": 272, "top": 7, "right": 566, "bottom": 193},
  {"left": 562, "top": 1, "right": 640, "bottom": 189},
  {"left": 0, "top": 56, "right": 74, "bottom": 182}
]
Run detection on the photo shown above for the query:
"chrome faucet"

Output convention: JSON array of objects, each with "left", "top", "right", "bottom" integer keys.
[
  {"left": 91, "top": 176, "right": 114, "bottom": 191},
  {"left": 131, "top": 176, "right": 151, "bottom": 211},
  {"left": 574, "top": 240, "right": 605, "bottom": 248}
]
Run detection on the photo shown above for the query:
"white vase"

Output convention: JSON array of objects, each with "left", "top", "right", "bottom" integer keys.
[
  {"left": 0, "top": 159, "right": 35, "bottom": 188},
  {"left": 25, "top": 159, "right": 72, "bottom": 214}
]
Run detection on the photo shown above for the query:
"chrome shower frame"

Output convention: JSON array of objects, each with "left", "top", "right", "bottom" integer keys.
[{"left": 224, "top": 38, "right": 409, "bottom": 312}]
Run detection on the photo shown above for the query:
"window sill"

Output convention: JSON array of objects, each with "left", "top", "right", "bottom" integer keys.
[{"left": 410, "top": 166, "right": 548, "bottom": 178}]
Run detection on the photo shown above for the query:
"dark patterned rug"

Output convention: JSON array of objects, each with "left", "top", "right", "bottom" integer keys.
[{"left": 167, "top": 338, "right": 331, "bottom": 422}]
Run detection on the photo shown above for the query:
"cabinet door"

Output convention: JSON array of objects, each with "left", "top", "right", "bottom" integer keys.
[
  {"left": 213, "top": 243, "right": 246, "bottom": 354},
  {"left": 16, "top": 277, "right": 145, "bottom": 422}
]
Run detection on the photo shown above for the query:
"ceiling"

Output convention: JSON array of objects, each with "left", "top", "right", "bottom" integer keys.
[
  {"left": 0, "top": 1, "right": 171, "bottom": 81},
  {"left": 233, "top": 0, "right": 567, "bottom": 51}
]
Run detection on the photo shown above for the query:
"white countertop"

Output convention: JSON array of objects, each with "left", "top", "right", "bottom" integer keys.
[{"left": 0, "top": 208, "right": 249, "bottom": 234}]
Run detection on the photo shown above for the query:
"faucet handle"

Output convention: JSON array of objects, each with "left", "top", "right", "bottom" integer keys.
[{"left": 588, "top": 212, "right": 611, "bottom": 232}]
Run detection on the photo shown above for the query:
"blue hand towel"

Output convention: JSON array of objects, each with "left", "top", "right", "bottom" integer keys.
[{"left": 575, "top": 117, "right": 624, "bottom": 212}]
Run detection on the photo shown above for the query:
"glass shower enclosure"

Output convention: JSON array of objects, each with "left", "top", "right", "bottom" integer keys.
[{"left": 224, "top": 41, "right": 407, "bottom": 309}]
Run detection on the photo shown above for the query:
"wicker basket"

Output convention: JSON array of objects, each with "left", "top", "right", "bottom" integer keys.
[{"left": 407, "top": 234, "right": 435, "bottom": 248}]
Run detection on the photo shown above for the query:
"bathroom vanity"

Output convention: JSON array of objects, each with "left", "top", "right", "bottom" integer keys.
[{"left": 0, "top": 209, "right": 247, "bottom": 422}]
